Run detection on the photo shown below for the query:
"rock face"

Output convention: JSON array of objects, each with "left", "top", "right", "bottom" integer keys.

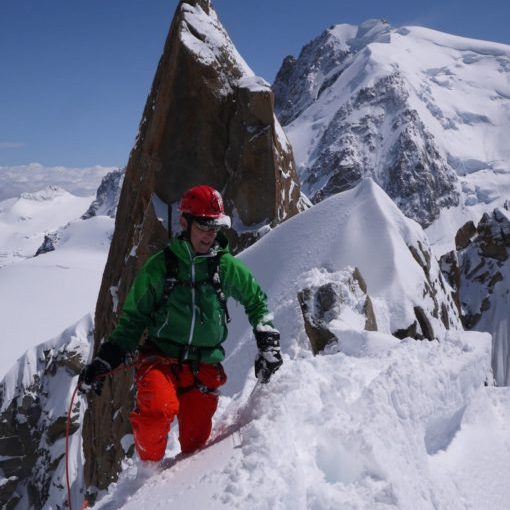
[
  {"left": 34, "top": 231, "right": 60, "bottom": 256},
  {"left": 83, "top": 0, "right": 302, "bottom": 491},
  {"left": 441, "top": 205, "right": 510, "bottom": 385},
  {"left": 81, "top": 169, "right": 124, "bottom": 220},
  {"left": 273, "top": 19, "right": 510, "bottom": 228},
  {"left": 298, "top": 267, "right": 377, "bottom": 354},
  {"left": 0, "top": 316, "right": 92, "bottom": 510}
]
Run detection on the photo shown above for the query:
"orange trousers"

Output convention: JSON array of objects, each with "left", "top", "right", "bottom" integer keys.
[{"left": 130, "top": 355, "right": 227, "bottom": 461}]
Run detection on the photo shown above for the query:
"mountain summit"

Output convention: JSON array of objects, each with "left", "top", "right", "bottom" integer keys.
[{"left": 273, "top": 20, "right": 510, "bottom": 229}]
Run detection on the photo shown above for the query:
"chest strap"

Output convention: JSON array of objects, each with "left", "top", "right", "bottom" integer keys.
[{"left": 154, "top": 246, "right": 230, "bottom": 324}]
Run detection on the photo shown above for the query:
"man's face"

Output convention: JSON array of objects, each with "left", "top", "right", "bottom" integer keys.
[{"left": 181, "top": 217, "right": 219, "bottom": 254}]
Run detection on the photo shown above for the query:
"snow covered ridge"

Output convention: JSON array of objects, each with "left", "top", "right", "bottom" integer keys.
[
  {"left": 274, "top": 19, "right": 510, "bottom": 230},
  {"left": 95, "top": 333, "right": 495, "bottom": 509},
  {"left": 0, "top": 315, "right": 92, "bottom": 510},
  {"left": 228, "top": 178, "right": 461, "bottom": 369},
  {"left": 92, "top": 179, "right": 498, "bottom": 509}
]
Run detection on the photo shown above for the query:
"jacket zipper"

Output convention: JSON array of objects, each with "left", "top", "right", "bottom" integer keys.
[
  {"left": 185, "top": 248, "right": 197, "bottom": 358},
  {"left": 184, "top": 246, "right": 220, "bottom": 358},
  {"left": 159, "top": 243, "right": 218, "bottom": 356}
]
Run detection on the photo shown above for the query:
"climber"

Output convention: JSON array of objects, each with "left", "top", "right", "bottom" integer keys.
[{"left": 78, "top": 184, "right": 282, "bottom": 462}]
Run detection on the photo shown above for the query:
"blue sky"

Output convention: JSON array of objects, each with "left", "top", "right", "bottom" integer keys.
[{"left": 1, "top": 0, "right": 509, "bottom": 168}]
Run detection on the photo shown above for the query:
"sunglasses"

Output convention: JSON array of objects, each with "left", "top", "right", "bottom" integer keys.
[{"left": 194, "top": 221, "right": 222, "bottom": 233}]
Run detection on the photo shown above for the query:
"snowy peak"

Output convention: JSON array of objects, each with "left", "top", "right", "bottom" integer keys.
[
  {"left": 19, "top": 185, "right": 68, "bottom": 201},
  {"left": 273, "top": 19, "right": 390, "bottom": 126},
  {"left": 350, "top": 18, "right": 391, "bottom": 49},
  {"left": 274, "top": 20, "right": 510, "bottom": 229},
  {"left": 273, "top": 24, "right": 355, "bottom": 126},
  {"left": 179, "top": 0, "right": 253, "bottom": 94}
]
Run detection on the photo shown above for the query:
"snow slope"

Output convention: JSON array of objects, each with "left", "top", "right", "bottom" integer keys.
[
  {"left": 0, "top": 215, "right": 113, "bottom": 377},
  {"left": 0, "top": 184, "right": 114, "bottom": 378},
  {"left": 84, "top": 180, "right": 504, "bottom": 510},
  {"left": 96, "top": 331, "right": 498, "bottom": 510}
]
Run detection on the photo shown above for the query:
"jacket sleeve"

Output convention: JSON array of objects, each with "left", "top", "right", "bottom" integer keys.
[
  {"left": 107, "top": 251, "right": 166, "bottom": 353},
  {"left": 221, "top": 254, "right": 273, "bottom": 329}
]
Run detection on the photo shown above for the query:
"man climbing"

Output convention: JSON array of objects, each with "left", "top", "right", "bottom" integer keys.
[{"left": 79, "top": 184, "right": 282, "bottom": 463}]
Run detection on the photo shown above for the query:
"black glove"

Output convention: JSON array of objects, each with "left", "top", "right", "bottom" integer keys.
[
  {"left": 254, "top": 329, "right": 283, "bottom": 383},
  {"left": 78, "top": 342, "right": 125, "bottom": 396}
]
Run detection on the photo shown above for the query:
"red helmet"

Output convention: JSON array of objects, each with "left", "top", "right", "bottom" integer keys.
[{"left": 179, "top": 185, "right": 231, "bottom": 228}]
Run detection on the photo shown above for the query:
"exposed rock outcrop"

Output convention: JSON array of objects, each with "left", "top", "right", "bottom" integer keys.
[
  {"left": 298, "top": 267, "right": 377, "bottom": 354},
  {"left": 81, "top": 169, "right": 124, "bottom": 220},
  {"left": 441, "top": 206, "right": 510, "bottom": 385},
  {"left": 34, "top": 231, "right": 61, "bottom": 256},
  {"left": 83, "top": 0, "right": 302, "bottom": 491}
]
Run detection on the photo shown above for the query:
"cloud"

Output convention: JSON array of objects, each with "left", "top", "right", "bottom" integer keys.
[
  {"left": 0, "top": 163, "right": 120, "bottom": 201},
  {"left": 0, "top": 141, "right": 25, "bottom": 149}
]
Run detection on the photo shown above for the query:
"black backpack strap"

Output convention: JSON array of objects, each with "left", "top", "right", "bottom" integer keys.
[
  {"left": 152, "top": 246, "right": 179, "bottom": 316},
  {"left": 208, "top": 254, "right": 231, "bottom": 324},
  {"left": 153, "top": 247, "right": 230, "bottom": 324}
]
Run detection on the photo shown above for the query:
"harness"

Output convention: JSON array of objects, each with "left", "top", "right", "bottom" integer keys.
[{"left": 136, "top": 354, "right": 226, "bottom": 396}]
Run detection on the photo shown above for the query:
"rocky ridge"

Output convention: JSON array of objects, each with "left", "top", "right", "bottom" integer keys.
[
  {"left": 0, "top": 316, "right": 92, "bottom": 510},
  {"left": 441, "top": 203, "right": 510, "bottom": 385}
]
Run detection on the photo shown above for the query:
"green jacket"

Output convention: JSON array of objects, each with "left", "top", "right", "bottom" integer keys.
[{"left": 108, "top": 233, "right": 271, "bottom": 363}]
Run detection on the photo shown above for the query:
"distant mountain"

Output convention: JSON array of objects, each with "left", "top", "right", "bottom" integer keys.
[
  {"left": 81, "top": 169, "right": 124, "bottom": 220},
  {"left": 0, "top": 183, "right": 115, "bottom": 377},
  {"left": 273, "top": 20, "right": 510, "bottom": 232},
  {"left": 0, "top": 186, "right": 92, "bottom": 267},
  {"left": 0, "top": 163, "right": 115, "bottom": 201}
]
